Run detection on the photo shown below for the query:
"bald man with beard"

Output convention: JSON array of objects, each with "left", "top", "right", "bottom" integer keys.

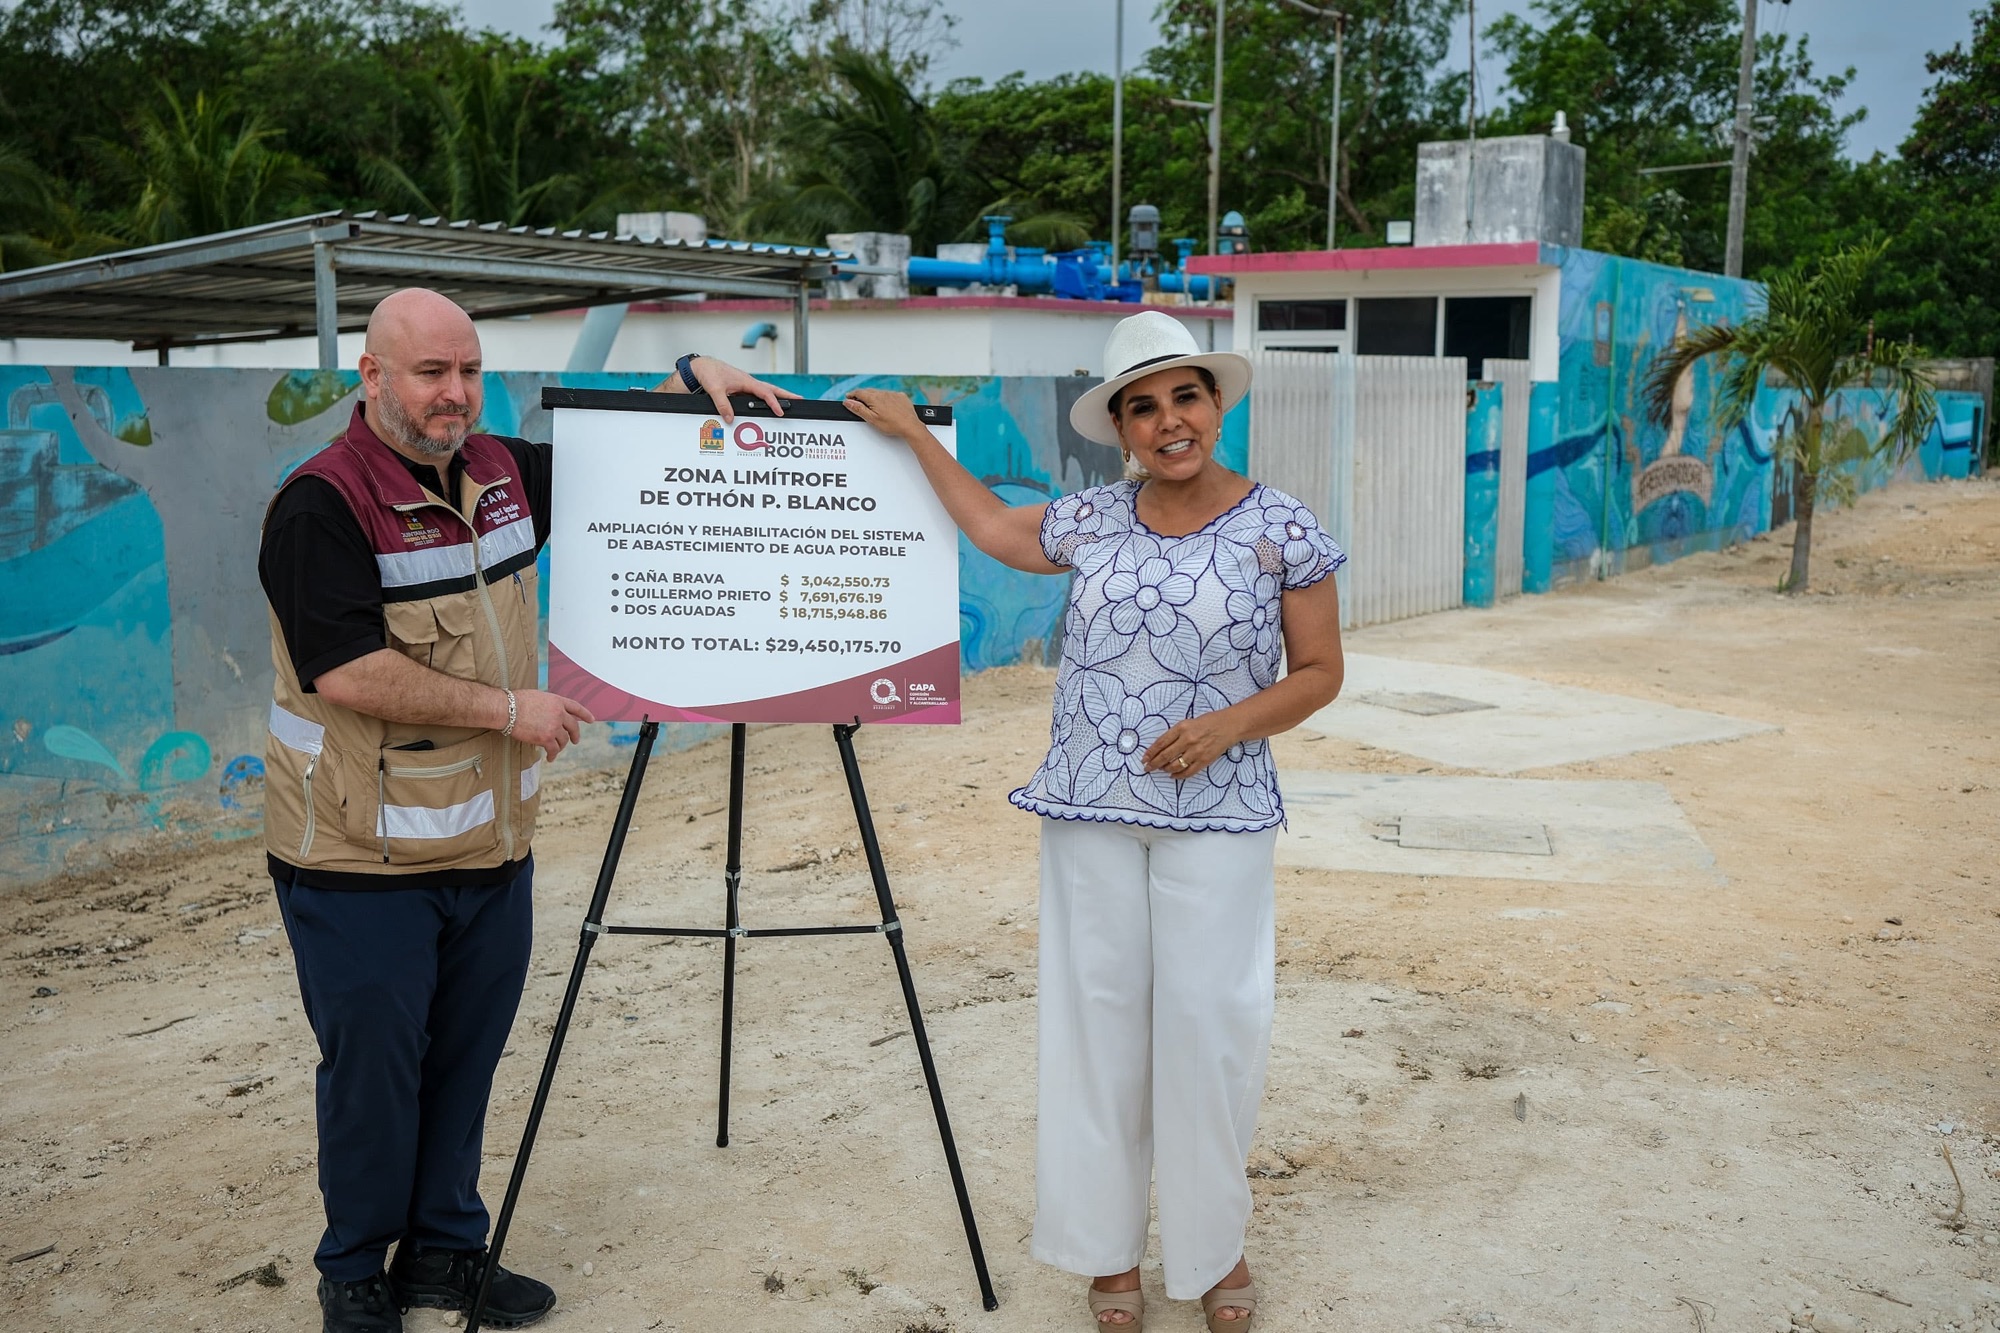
[{"left": 258, "top": 289, "right": 795, "bottom": 1332}]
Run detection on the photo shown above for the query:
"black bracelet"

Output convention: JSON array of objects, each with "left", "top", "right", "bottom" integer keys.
[{"left": 676, "top": 352, "right": 701, "bottom": 392}]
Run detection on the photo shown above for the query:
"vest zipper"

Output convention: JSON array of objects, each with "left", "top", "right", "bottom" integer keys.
[
  {"left": 299, "top": 754, "right": 318, "bottom": 861},
  {"left": 396, "top": 478, "right": 522, "bottom": 862},
  {"left": 385, "top": 754, "right": 484, "bottom": 780},
  {"left": 464, "top": 482, "right": 518, "bottom": 863},
  {"left": 378, "top": 761, "right": 389, "bottom": 862}
]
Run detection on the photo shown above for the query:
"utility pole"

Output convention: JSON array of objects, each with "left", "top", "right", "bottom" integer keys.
[
  {"left": 1112, "top": 0, "right": 1128, "bottom": 272},
  {"left": 1207, "top": 0, "right": 1224, "bottom": 267},
  {"left": 1465, "top": 0, "right": 1478, "bottom": 241},
  {"left": 1724, "top": 0, "right": 1757, "bottom": 277},
  {"left": 1329, "top": 12, "right": 1343, "bottom": 249},
  {"left": 1278, "top": 0, "right": 1346, "bottom": 251}
]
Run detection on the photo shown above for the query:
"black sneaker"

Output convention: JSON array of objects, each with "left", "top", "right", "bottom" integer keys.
[
  {"left": 317, "top": 1272, "right": 403, "bottom": 1333},
  {"left": 388, "top": 1243, "right": 556, "bottom": 1328}
]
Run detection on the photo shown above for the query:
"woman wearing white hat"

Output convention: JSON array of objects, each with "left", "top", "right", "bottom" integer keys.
[{"left": 848, "top": 310, "right": 1345, "bottom": 1333}]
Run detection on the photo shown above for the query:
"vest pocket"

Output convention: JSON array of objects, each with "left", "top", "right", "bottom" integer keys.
[
  {"left": 431, "top": 594, "right": 482, "bottom": 681},
  {"left": 385, "top": 600, "right": 440, "bottom": 669},
  {"left": 359, "top": 734, "right": 500, "bottom": 864}
]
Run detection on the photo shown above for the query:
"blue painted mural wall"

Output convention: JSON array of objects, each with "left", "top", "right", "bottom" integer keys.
[
  {"left": 1522, "top": 249, "right": 1981, "bottom": 585},
  {"left": 1462, "top": 382, "right": 1504, "bottom": 608},
  {"left": 0, "top": 367, "right": 1244, "bottom": 888}
]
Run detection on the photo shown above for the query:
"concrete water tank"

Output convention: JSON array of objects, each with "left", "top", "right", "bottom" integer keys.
[{"left": 1414, "top": 135, "right": 1584, "bottom": 248}]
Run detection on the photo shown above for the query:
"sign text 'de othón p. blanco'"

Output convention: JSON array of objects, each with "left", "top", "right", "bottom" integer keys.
[{"left": 545, "top": 394, "right": 961, "bottom": 725}]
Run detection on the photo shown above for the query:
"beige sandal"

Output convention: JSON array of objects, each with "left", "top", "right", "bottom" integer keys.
[
  {"left": 1088, "top": 1281, "right": 1144, "bottom": 1330},
  {"left": 1202, "top": 1280, "right": 1257, "bottom": 1332}
]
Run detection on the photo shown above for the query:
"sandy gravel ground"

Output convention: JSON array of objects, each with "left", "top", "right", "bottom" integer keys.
[{"left": 4, "top": 477, "right": 1999, "bottom": 1333}]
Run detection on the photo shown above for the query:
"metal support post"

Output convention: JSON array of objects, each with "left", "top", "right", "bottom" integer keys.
[
  {"left": 793, "top": 282, "right": 810, "bottom": 373},
  {"left": 1112, "top": 0, "right": 1125, "bottom": 273},
  {"left": 467, "top": 721, "right": 661, "bottom": 1333},
  {"left": 312, "top": 241, "right": 339, "bottom": 372},
  {"left": 1724, "top": 0, "right": 1758, "bottom": 278},
  {"left": 1330, "top": 15, "right": 1344, "bottom": 249},
  {"left": 832, "top": 724, "right": 998, "bottom": 1311},
  {"left": 464, "top": 712, "right": 998, "bottom": 1326},
  {"left": 1207, "top": 0, "right": 1224, "bottom": 273},
  {"left": 716, "top": 722, "right": 746, "bottom": 1147}
]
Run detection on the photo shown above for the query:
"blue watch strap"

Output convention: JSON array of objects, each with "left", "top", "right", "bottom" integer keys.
[{"left": 676, "top": 352, "right": 700, "bottom": 391}]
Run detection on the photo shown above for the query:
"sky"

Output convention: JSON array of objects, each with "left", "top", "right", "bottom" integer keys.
[{"left": 460, "top": 0, "right": 1985, "bottom": 162}]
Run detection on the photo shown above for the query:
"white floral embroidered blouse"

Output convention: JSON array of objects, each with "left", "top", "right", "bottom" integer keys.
[{"left": 1008, "top": 479, "right": 1347, "bottom": 832}]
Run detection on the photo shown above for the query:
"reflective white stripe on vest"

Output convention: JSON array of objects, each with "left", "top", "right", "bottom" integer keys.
[
  {"left": 376, "top": 542, "right": 475, "bottom": 588},
  {"left": 268, "top": 701, "right": 326, "bottom": 755},
  {"left": 520, "top": 762, "right": 541, "bottom": 801},
  {"left": 479, "top": 517, "right": 537, "bottom": 569},
  {"left": 378, "top": 790, "right": 496, "bottom": 841}
]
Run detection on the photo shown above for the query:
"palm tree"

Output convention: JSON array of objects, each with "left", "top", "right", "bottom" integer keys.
[
  {"left": 0, "top": 144, "right": 123, "bottom": 271},
  {"left": 363, "top": 48, "right": 581, "bottom": 226},
  {"left": 1644, "top": 239, "right": 1939, "bottom": 594},
  {"left": 750, "top": 49, "right": 973, "bottom": 253},
  {"left": 754, "top": 49, "right": 1092, "bottom": 255},
  {"left": 102, "top": 86, "right": 322, "bottom": 243}
]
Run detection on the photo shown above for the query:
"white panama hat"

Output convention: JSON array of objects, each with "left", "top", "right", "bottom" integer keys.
[{"left": 1067, "top": 310, "right": 1252, "bottom": 446}]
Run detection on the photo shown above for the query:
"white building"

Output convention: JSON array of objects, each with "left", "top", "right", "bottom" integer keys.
[{"left": 0, "top": 294, "right": 1229, "bottom": 376}]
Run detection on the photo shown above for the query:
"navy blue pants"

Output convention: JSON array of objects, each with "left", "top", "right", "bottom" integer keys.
[{"left": 275, "top": 860, "right": 534, "bottom": 1282}]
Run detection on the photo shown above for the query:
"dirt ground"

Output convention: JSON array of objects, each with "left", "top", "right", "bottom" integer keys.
[{"left": 5, "top": 476, "right": 1999, "bottom": 1333}]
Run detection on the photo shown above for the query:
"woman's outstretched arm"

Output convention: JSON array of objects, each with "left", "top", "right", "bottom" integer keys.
[{"left": 846, "top": 388, "right": 1060, "bottom": 574}]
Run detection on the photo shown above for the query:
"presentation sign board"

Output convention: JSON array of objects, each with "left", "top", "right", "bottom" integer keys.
[{"left": 544, "top": 390, "right": 960, "bottom": 725}]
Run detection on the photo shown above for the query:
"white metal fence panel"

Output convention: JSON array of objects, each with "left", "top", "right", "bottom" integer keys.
[
  {"left": 1247, "top": 352, "right": 1356, "bottom": 614},
  {"left": 1349, "top": 356, "right": 1467, "bottom": 625},
  {"left": 1487, "top": 357, "right": 1532, "bottom": 599},
  {"left": 1249, "top": 351, "right": 1466, "bottom": 628}
]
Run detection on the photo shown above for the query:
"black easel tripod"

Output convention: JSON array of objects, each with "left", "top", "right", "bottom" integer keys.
[{"left": 465, "top": 720, "right": 999, "bottom": 1331}]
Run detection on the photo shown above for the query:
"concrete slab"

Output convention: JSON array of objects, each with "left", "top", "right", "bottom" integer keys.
[
  {"left": 1277, "top": 771, "right": 1722, "bottom": 885},
  {"left": 1302, "top": 653, "right": 1776, "bottom": 772}
]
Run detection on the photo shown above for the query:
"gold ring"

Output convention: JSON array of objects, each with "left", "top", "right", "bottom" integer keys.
[{"left": 1175, "top": 755, "right": 1188, "bottom": 770}]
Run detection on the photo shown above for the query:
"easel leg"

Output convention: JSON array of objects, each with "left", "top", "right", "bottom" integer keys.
[
  {"left": 717, "top": 721, "right": 747, "bottom": 1148},
  {"left": 832, "top": 724, "right": 1000, "bottom": 1312},
  {"left": 467, "top": 721, "right": 659, "bottom": 1333}
]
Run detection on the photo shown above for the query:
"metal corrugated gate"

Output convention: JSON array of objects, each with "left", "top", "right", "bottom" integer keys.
[
  {"left": 1486, "top": 357, "right": 1532, "bottom": 599},
  {"left": 1248, "top": 352, "right": 1467, "bottom": 627}
]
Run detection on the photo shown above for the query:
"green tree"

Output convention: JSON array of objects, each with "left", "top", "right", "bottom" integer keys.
[
  {"left": 1903, "top": 1, "right": 2000, "bottom": 181},
  {"left": 1867, "top": 1, "right": 2000, "bottom": 361},
  {"left": 363, "top": 45, "right": 586, "bottom": 225},
  {"left": 1142, "top": 0, "right": 1464, "bottom": 249},
  {"left": 1644, "top": 240, "right": 1938, "bottom": 594},
  {"left": 0, "top": 144, "right": 124, "bottom": 270},
  {"left": 101, "top": 85, "right": 322, "bottom": 242},
  {"left": 1485, "top": 0, "right": 1861, "bottom": 275},
  {"left": 553, "top": 0, "right": 805, "bottom": 231},
  {"left": 755, "top": 50, "right": 1092, "bottom": 253}
]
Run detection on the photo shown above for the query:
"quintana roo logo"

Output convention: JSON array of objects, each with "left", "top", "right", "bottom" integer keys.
[
  {"left": 870, "top": 678, "right": 901, "bottom": 706},
  {"left": 698, "top": 419, "right": 725, "bottom": 454}
]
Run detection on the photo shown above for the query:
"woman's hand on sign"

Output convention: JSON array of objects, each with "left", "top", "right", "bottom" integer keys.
[
  {"left": 649, "top": 356, "right": 800, "bottom": 424},
  {"left": 512, "top": 689, "right": 596, "bottom": 763},
  {"left": 1143, "top": 710, "right": 1241, "bottom": 782},
  {"left": 844, "top": 389, "right": 926, "bottom": 442}
]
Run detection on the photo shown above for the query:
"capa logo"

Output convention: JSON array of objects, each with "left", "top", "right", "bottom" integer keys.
[
  {"left": 869, "top": 678, "right": 901, "bottom": 706},
  {"left": 698, "top": 419, "right": 725, "bottom": 454}
]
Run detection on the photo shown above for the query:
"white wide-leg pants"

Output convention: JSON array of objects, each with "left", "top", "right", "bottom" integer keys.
[{"left": 1030, "top": 817, "right": 1278, "bottom": 1301}]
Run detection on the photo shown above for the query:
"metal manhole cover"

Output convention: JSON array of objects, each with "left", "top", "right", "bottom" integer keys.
[
  {"left": 1379, "top": 816, "right": 1552, "bottom": 855},
  {"left": 1351, "top": 690, "right": 1497, "bottom": 716}
]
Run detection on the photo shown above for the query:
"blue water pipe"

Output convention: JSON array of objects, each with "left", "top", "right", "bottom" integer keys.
[{"left": 904, "top": 216, "right": 1223, "bottom": 303}]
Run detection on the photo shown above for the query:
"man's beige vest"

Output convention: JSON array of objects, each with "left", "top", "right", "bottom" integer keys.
[{"left": 264, "top": 409, "right": 543, "bottom": 875}]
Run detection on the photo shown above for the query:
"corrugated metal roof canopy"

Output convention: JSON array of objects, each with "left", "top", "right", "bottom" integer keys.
[{"left": 0, "top": 210, "right": 844, "bottom": 364}]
